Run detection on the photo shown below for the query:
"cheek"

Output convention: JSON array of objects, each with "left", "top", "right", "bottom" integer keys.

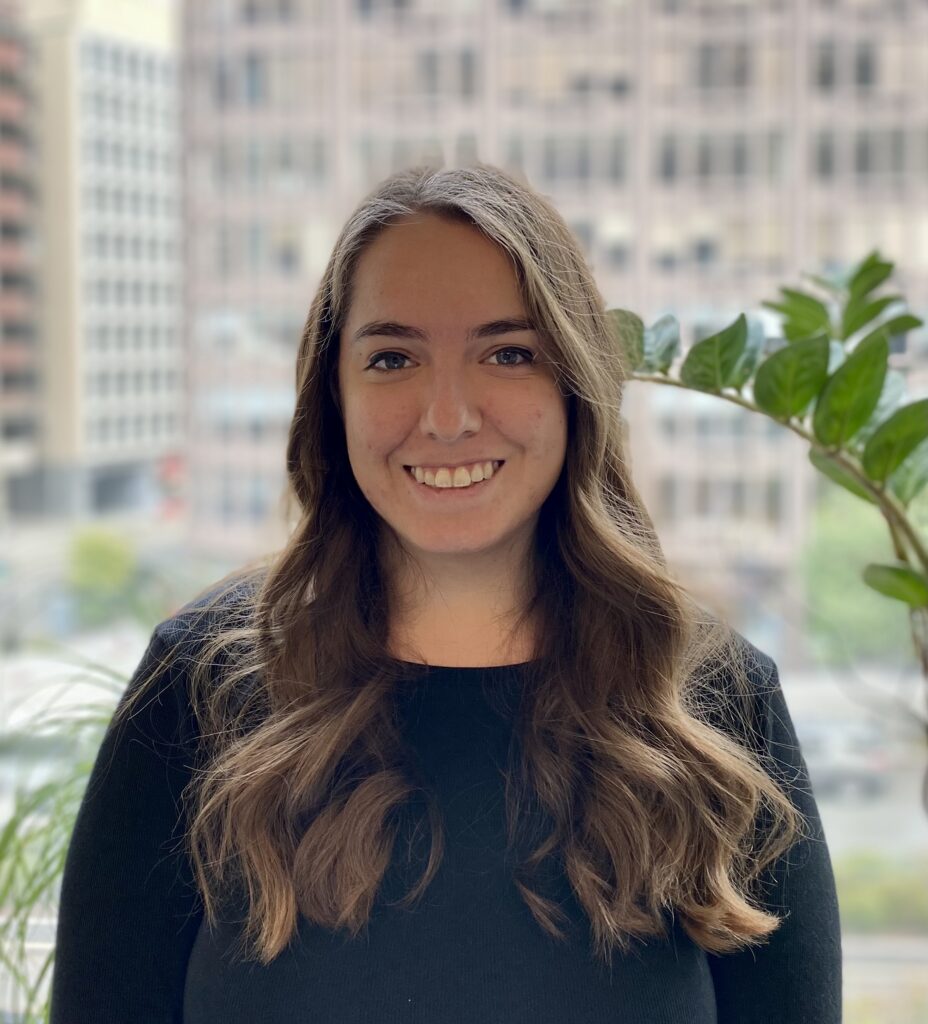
[{"left": 351, "top": 406, "right": 409, "bottom": 457}]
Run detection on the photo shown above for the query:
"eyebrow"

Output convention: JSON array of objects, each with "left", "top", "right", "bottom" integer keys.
[{"left": 352, "top": 317, "right": 538, "bottom": 344}]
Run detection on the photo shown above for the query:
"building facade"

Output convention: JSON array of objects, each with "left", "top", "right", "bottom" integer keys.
[
  {"left": 21, "top": 0, "right": 184, "bottom": 520},
  {"left": 183, "top": 0, "right": 928, "bottom": 663},
  {"left": 0, "top": 0, "right": 38, "bottom": 529}
]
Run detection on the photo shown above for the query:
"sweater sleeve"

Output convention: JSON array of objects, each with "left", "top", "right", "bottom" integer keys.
[
  {"left": 49, "top": 626, "right": 204, "bottom": 1024},
  {"left": 707, "top": 655, "right": 843, "bottom": 1023}
]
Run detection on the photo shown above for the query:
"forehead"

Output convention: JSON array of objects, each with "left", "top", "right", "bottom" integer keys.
[{"left": 346, "top": 214, "right": 526, "bottom": 319}]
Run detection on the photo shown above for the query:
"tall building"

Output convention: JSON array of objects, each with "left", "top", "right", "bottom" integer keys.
[
  {"left": 183, "top": 0, "right": 928, "bottom": 664},
  {"left": 20, "top": 0, "right": 184, "bottom": 520},
  {"left": 0, "top": 0, "right": 38, "bottom": 529}
]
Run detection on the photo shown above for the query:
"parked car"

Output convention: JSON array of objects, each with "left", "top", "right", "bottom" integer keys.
[{"left": 793, "top": 717, "right": 893, "bottom": 800}]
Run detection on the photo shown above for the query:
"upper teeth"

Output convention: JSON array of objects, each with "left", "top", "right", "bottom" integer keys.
[{"left": 408, "top": 461, "right": 501, "bottom": 488}]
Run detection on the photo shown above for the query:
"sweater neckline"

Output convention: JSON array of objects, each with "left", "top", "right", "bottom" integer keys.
[{"left": 386, "top": 656, "right": 539, "bottom": 674}]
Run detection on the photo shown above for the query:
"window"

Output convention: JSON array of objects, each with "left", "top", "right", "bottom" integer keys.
[
  {"left": 855, "top": 40, "right": 876, "bottom": 91},
  {"left": 244, "top": 51, "right": 267, "bottom": 105},
  {"left": 731, "top": 41, "right": 750, "bottom": 88},
  {"left": 855, "top": 129, "right": 873, "bottom": 175},
  {"left": 693, "top": 238, "right": 718, "bottom": 265},
  {"left": 815, "top": 130, "right": 835, "bottom": 178},
  {"left": 815, "top": 39, "right": 837, "bottom": 91},
  {"left": 658, "top": 134, "right": 677, "bottom": 182},
  {"left": 732, "top": 133, "right": 748, "bottom": 177},
  {"left": 696, "top": 134, "right": 712, "bottom": 179},
  {"left": 889, "top": 128, "right": 905, "bottom": 176},
  {"left": 419, "top": 49, "right": 440, "bottom": 97},
  {"left": 765, "top": 477, "right": 782, "bottom": 524},
  {"left": 607, "top": 133, "right": 627, "bottom": 184},
  {"left": 696, "top": 43, "right": 719, "bottom": 89},
  {"left": 460, "top": 48, "right": 477, "bottom": 99}
]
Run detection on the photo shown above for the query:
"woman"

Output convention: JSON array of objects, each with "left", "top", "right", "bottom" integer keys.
[{"left": 50, "top": 162, "right": 841, "bottom": 1023}]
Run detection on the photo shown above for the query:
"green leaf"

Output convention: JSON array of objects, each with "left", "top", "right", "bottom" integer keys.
[
  {"left": 642, "top": 313, "right": 681, "bottom": 374},
  {"left": 752, "top": 332, "right": 830, "bottom": 419},
  {"left": 783, "top": 319, "right": 824, "bottom": 342},
  {"left": 761, "top": 300, "right": 826, "bottom": 339},
  {"left": 848, "top": 260, "right": 894, "bottom": 302},
  {"left": 607, "top": 308, "right": 644, "bottom": 372},
  {"left": 845, "top": 249, "right": 883, "bottom": 294},
  {"left": 812, "top": 331, "right": 889, "bottom": 447},
  {"left": 852, "top": 368, "right": 907, "bottom": 452},
  {"left": 778, "top": 287, "right": 832, "bottom": 333},
  {"left": 679, "top": 314, "right": 747, "bottom": 393},
  {"left": 808, "top": 448, "right": 879, "bottom": 504},
  {"left": 862, "top": 397, "right": 928, "bottom": 483},
  {"left": 801, "top": 269, "right": 846, "bottom": 295},
  {"left": 729, "top": 315, "right": 766, "bottom": 391},
  {"left": 887, "top": 436, "right": 928, "bottom": 506},
  {"left": 840, "top": 294, "right": 903, "bottom": 341},
  {"left": 856, "top": 313, "right": 924, "bottom": 349},
  {"left": 862, "top": 563, "right": 928, "bottom": 607}
]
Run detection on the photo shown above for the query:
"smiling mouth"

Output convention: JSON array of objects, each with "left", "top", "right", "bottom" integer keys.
[{"left": 403, "top": 461, "right": 505, "bottom": 489}]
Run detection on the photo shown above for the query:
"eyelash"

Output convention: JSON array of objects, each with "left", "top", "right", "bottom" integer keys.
[{"left": 364, "top": 347, "right": 536, "bottom": 374}]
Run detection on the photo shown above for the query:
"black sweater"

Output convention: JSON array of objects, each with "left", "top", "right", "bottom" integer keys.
[{"left": 49, "top": 605, "right": 842, "bottom": 1023}]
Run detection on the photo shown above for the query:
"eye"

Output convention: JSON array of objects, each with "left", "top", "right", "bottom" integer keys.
[{"left": 364, "top": 347, "right": 536, "bottom": 373}]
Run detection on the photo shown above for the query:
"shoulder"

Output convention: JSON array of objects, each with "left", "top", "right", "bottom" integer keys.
[
  {"left": 152, "top": 566, "right": 267, "bottom": 655},
  {"left": 686, "top": 621, "right": 782, "bottom": 757}
]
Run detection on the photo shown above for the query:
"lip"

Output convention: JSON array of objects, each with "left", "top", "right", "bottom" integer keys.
[
  {"left": 403, "top": 460, "right": 505, "bottom": 497},
  {"left": 403, "top": 459, "right": 504, "bottom": 471}
]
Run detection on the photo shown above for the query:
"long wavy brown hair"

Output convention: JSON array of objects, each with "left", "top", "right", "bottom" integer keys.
[{"left": 113, "top": 161, "right": 807, "bottom": 971}]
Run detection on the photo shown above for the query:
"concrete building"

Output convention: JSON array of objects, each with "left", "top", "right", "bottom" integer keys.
[
  {"left": 19, "top": 0, "right": 184, "bottom": 521},
  {"left": 0, "top": 0, "right": 38, "bottom": 531},
  {"left": 182, "top": 0, "right": 928, "bottom": 666}
]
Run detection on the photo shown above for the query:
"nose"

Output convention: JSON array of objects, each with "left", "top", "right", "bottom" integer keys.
[{"left": 418, "top": 373, "right": 483, "bottom": 441}]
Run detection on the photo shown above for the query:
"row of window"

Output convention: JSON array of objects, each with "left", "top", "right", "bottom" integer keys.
[
  {"left": 353, "top": 131, "right": 783, "bottom": 190},
  {"left": 193, "top": 475, "right": 276, "bottom": 525},
  {"left": 82, "top": 91, "right": 174, "bottom": 131},
  {"left": 201, "top": 37, "right": 909, "bottom": 115},
  {"left": 657, "top": 476, "right": 784, "bottom": 523},
  {"left": 83, "top": 233, "right": 179, "bottom": 264},
  {"left": 658, "top": 128, "right": 928, "bottom": 182},
  {"left": 83, "top": 138, "right": 176, "bottom": 177},
  {"left": 204, "top": 218, "right": 784, "bottom": 279},
  {"left": 84, "top": 278, "right": 180, "bottom": 307},
  {"left": 2, "top": 320, "right": 34, "bottom": 340},
  {"left": 86, "top": 367, "right": 181, "bottom": 397},
  {"left": 813, "top": 128, "right": 922, "bottom": 179},
  {"left": 198, "top": 490, "right": 275, "bottom": 526},
  {"left": 214, "top": 417, "right": 278, "bottom": 442},
  {"left": 658, "top": 415, "right": 784, "bottom": 441},
  {"left": 189, "top": 0, "right": 328, "bottom": 26},
  {"left": 0, "top": 171, "right": 33, "bottom": 198},
  {"left": 213, "top": 222, "right": 301, "bottom": 276},
  {"left": 86, "top": 411, "right": 179, "bottom": 444},
  {"left": 1, "top": 369, "right": 36, "bottom": 391},
  {"left": 207, "top": 135, "right": 327, "bottom": 190},
  {"left": 86, "top": 323, "right": 179, "bottom": 353},
  {"left": 80, "top": 40, "right": 174, "bottom": 87},
  {"left": 83, "top": 186, "right": 178, "bottom": 219},
  {"left": 1, "top": 415, "right": 35, "bottom": 441},
  {"left": 0, "top": 271, "right": 33, "bottom": 293}
]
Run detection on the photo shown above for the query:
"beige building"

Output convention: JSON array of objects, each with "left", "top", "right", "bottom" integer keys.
[
  {"left": 19, "top": 0, "right": 184, "bottom": 520},
  {"left": 182, "top": 0, "right": 927, "bottom": 665}
]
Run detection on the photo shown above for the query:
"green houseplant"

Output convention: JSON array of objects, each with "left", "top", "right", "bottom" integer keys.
[{"left": 607, "top": 249, "right": 927, "bottom": 686}]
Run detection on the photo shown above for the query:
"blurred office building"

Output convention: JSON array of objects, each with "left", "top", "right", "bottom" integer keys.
[
  {"left": 0, "top": 0, "right": 38, "bottom": 534},
  {"left": 182, "top": 0, "right": 928, "bottom": 665},
  {"left": 17, "top": 0, "right": 183, "bottom": 523}
]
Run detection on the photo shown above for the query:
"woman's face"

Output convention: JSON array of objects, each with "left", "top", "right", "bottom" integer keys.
[{"left": 337, "top": 212, "right": 568, "bottom": 582}]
